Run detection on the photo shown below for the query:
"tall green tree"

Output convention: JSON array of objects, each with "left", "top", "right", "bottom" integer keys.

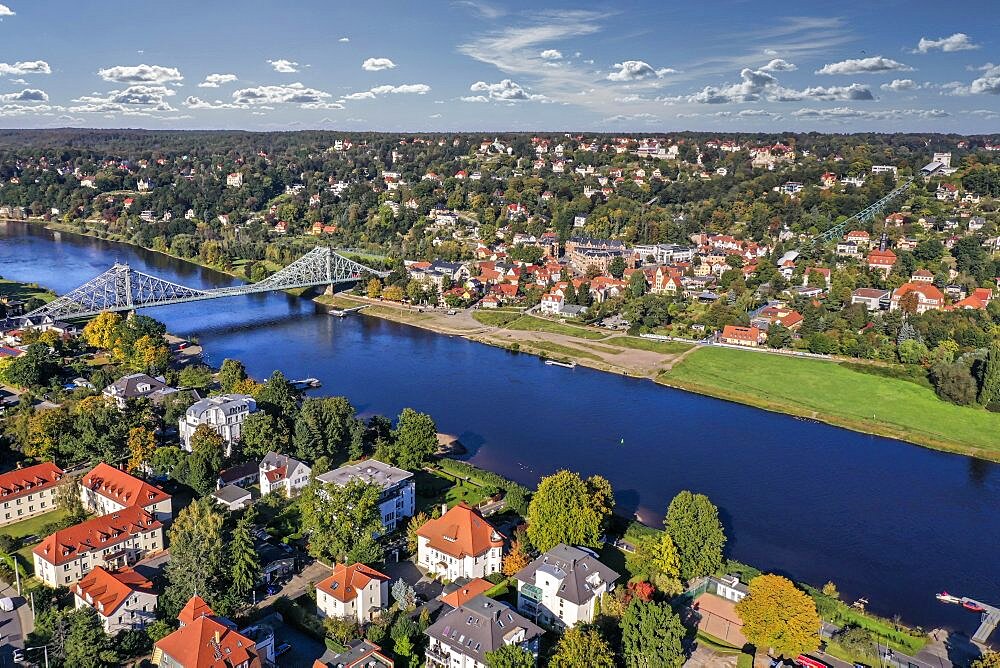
[
  {"left": 526, "top": 470, "right": 614, "bottom": 553},
  {"left": 162, "top": 498, "right": 227, "bottom": 618},
  {"left": 218, "top": 358, "right": 248, "bottom": 392},
  {"left": 485, "top": 644, "right": 535, "bottom": 668},
  {"left": 978, "top": 341, "right": 1000, "bottom": 406},
  {"left": 240, "top": 411, "right": 291, "bottom": 458},
  {"left": 256, "top": 370, "right": 301, "bottom": 423},
  {"left": 735, "top": 574, "right": 821, "bottom": 658},
  {"left": 293, "top": 396, "right": 360, "bottom": 464},
  {"left": 664, "top": 490, "right": 726, "bottom": 581},
  {"left": 300, "top": 478, "right": 384, "bottom": 564},
  {"left": 230, "top": 506, "right": 261, "bottom": 604},
  {"left": 621, "top": 598, "right": 686, "bottom": 667},
  {"left": 391, "top": 407, "right": 438, "bottom": 470},
  {"left": 550, "top": 626, "right": 615, "bottom": 668}
]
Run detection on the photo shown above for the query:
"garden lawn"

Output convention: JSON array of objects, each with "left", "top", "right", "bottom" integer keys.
[
  {"left": 605, "top": 337, "right": 693, "bottom": 354},
  {"left": 504, "top": 315, "right": 608, "bottom": 340},
  {"left": 472, "top": 310, "right": 524, "bottom": 327},
  {"left": 662, "top": 347, "right": 1000, "bottom": 457},
  {"left": 0, "top": 278, "right": 56, "bottom": 304},
  {"left": 0, "top": 507, "right": 69, "bottom": 540}
]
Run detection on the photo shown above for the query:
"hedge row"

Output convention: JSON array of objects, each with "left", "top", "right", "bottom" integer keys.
[{"left": 438, "top": 459, "right": 532, "bottom": 516}]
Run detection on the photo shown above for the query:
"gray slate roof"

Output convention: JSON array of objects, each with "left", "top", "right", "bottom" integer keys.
[
  {"left": 316, "top": 458, "right": 413, "bottom": 490},
  {"left": 515, "top": 543, "right": 620, "bottom": 605},
  {"left": 425, "top": 595, "right": 542, "bottom": 659}
]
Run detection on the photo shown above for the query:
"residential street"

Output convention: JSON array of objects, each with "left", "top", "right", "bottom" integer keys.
[{"left": 0, "top": 581, "right": 31, "bottom": 668}]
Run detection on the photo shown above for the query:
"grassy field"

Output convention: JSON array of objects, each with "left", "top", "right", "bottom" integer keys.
[
  {"left": 1, "top": 507, "right": 70, "bottom": 539},
  {"left": 504, "top": 315, "right": 608, "bottom": 340},
  {"left": 605, "top": 336, "right": 694, "bottom": 355},
  {"left": 517, "top": 340, "right": 603, "bottom": 362},
  {"left": 661, "top": 347, "right": 1000, "bottom": 458},
  {"left": 0, "top": 278, "right": 57, "bottom": 304},
  {"left": 472, "top": 310, "right": 524, "bottom": 327}
]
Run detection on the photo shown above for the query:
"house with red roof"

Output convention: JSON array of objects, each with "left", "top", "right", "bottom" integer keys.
[
  {"left": 890, "top": 282, "right": 945, "bottom": 314},
  {"left": 316, "top": 563, "right": 391, "bottom": 624},
  {"left": 719, "top": 325, "right": 765, "bottom": 347},
  {"left": 81, "top": 462, "right": 172, "bottom": 521},
  {"left": 751, "top": 306, "right": 803, "bottom": 332},
  {"left": 0, "top": 462, "right": 64, "bottom": 527},
  {"left": 153, "top": 596, "right": 263, "bottom": 668},
  {"left": 952, "top": 288, "right": 993, "bottom": 310},
  {"left": 845, "top": 230, "right": 870, "bottom": 246},
  {"left": 416, "top": 502, "right": 505, "bottom": 581},
  {"left": 73, "top": 566, "right": 157, "bottom": 633},
  {"left": 867, "top": 249, "right": 897, "bottom": 276},
  {"left": 33, "top": 506, "right": 163, "bottom": 587}
]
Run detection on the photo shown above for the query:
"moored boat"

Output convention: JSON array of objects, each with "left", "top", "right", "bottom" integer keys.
[
  {"left": 963, "top": 599, "right": 986, "bottom": 613},
  {"left": 936, "top": 592, "right": 961, "bottom": 604}
]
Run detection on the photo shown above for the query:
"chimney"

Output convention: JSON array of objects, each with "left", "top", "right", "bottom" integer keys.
[
  {"left": 214, "top": 630, "right": 221, "bottom": 644},
  {"left": 440, "top": 503, "right": 448, "bottom": 516}
]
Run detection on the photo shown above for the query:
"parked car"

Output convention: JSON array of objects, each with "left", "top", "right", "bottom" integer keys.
[
  {"left": 275, "top": 643, "right": 292, "bottom": 657},
  {"left": 0, "top": 597, "right": 15, "bottom": 612},
  {"left": 266, "top": 584, "right": 281, "bottom": 596}
]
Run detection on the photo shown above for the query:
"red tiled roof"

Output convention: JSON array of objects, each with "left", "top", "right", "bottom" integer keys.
[
  {"left": 178, "top": 595, "right": 215, "bottom": 626},
  {"left": 155, "top": 610, "right": 260, "bottom": 668},
  {"left": 721, "top": 325, "right": 762, "bottom": 342},
  {"left": 73, "top": 566, "right": 154, "bottom": 617},
  {"left": 893, "top": 282, "right": 944, "bottom": 302},
  {"left": 0, "top": 462, "right": 63, "bottom": 503},
  {"left": 82, "top": 462, "right": 170, "bottom": 509},
  {"left": 33, "top": 506, "right": 161, "bottom": 566},
  {"left": 438, "top": 578, "right": 494, "bottom": 608},
  {"left": 416, "top": 502, "right": 504, "bottom": 559},
  {"left": 316, "top": 563, "right": 390, "bottom": 603}
]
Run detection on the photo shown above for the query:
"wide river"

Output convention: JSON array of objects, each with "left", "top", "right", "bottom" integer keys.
[{"left": 2, "top": 222, "right": 998, "bottom": 637}]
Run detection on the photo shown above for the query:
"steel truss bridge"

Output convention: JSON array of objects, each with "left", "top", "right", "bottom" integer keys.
[
  {"left": 807, "top": 177, "right": 915, "bottom": 245},
  {"left": 20, "top": 246, "right": 389, "bottom": 321}
]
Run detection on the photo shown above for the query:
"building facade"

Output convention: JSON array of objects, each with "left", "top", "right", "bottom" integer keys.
[
  {"left": 179, "top": 394, "right": 257, "bottom": 456},
  {"left": 417, "top": 502, "right": 504, "bottom": 581},
  {"left": 73, "top": 566, "right": 158, "bottom": 634},
  {"left": 316, "top": 563, "right": 390, "bottom": 625},
  {"left": 316, "top": 459, "right": 415, "bottom": 532},
  {"left": 515, "top": 544, "right": 619, "bottom": 628},
  {"left": 80, "top": 462, "right": 172, "bottom": 522},
  {"left": 0, "top": 462, "right": 64, "bottom": 527}
]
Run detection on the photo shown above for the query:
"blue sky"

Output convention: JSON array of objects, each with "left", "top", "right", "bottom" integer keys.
[{"left": 0, "top": 0, "right": 997, "bottom": 132}]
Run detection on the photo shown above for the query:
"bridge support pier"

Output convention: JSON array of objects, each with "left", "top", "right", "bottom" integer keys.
[{"left": 324, "top": 284, "right": 336, "bottom": 296}]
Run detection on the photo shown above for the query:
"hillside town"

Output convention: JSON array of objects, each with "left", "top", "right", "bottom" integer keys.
[{"left": 0, "top": 130, "right": 999, "bottom": 667}]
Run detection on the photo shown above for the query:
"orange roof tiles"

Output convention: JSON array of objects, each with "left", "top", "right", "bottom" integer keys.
[
  {"left": 73, "top": 566, "right": 154, "bottom": 617},
  {"left": 316, "top": 563, "right": 390, "bottom": 603},
  {"left": 155, "top": 613, "right": 260, "bottom": 668},
  {"left": 178, "top": 595, "right": 215, "bottom": 626},
  {"left": 82, "top": 462, "right": 170, "bottom": 508},
  {"left": 416, "top": 502, "right": 504, "bottom": 559},
  {"left": 0, "top": 462, "right": 64, "bottom": 502},
  {"left": 33, "top": 506, "right": 161, "bottom": 566},
  {"left": 438, "top": 578, "right": 494, "bottom": 608}
]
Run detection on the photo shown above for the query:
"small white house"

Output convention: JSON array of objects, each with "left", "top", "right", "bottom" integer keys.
[
  {"left": 178, "top": 394, "right": 256, "bottom": 456},
  {"left": 259, "top": 452, "right": 311, "bottom": 497},
  {"left": 316, "top": 563, "right": 390, "bottom": 625},
  {"left": 416, "top": 502, "right": 504, "bottom": 581}
]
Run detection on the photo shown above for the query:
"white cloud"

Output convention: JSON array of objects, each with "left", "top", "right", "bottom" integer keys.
[
  {"left": 233, "top": 82, "right": 332, "bottom": 105},
  {"left": 760, "top": 58, "right": 796, "bottom": 72},
  {"left": 914, "top": 33, "right": 979, "bottom": 53},
  {"left": 540, "top": 49, "right": 562, "bottom": 60},
  {"left": 338, "top": 37, "right": 350, "bottom": 43},
  {"left": 816, "top": 56, "right": 912, "bottom": 75},
  {"left": 268, "top": 59, "right": 300, "bottom": 73},
  {"left": 362, "top": 57, "right": 396, "bottom": 72},
  {"left": 776, "top": 83, "right": 874, "bottom": 101},
  {"left": 690, "top": 66, "right": 874, "bottom": 103},
  {"left": 689, "top": 68, "right": 778, "bottom": 103},
  {"left": 0, "top": 4, "right": 13, "bottom": 16},
  {"left": 792, "top": 106, "right": 949, "bottom": 120},
  {"left": 183, "top": 96, "right": 245, "bottom": 110},
  {"left": 880, "top": 78, "right": 919, "bottom": 92},
  {"left": 614, "top": 95, "right": 647, "bottom": 103},
  {"left": 970, "top": 63, "right": 1000, "bottom": 94},
  {"left": 344, "top": 83, "right": 430, "bottom": 100},
  {"left": 607, "top": 60, "right": 675, "bottom": 82},
  {"left": 429, "top": 113, "right": 442, "bottom": 118},
  {"left": 198, "top": 73, "right": 237, "bottom": 88},
  {"left": 603, "top": 112, "right": 658, "bottom": 122},
  {"left": 0, "top": 60, "right": 52, "bottom": 76},
  {"left": 470, "top": 79, "right": 545, "bottom": 101},
  {"left": 0, "top": 89, "right": 47, "bottom": 102},
  {"left": 98, "top": 64, "right": 182, "bottom": 84},
  {"left": 738, "top": 109, "right": 781, "bottom": 118},
  {"left": 72, "top": 84, "right": 178, "bottom": 114},
  {"left": 460, "top": 95, "right": 489, "bottom": 103}
]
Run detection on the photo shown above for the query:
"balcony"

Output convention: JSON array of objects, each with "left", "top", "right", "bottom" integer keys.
[{"left": 424, "top": 647, "right": 450, "bottom": 666}]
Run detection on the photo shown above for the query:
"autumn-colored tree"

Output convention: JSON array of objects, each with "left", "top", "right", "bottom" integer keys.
[
  {"left": 502, "top": 539, "right": 532, "bottom": 576},
  {"left": 406, "top": 511, "right": 429, "bottom": 553},
  {"left": 526, "top": 470, "right": 614, "bottom": 553},
  {"left": 130, "top": 334, "right": 170, "bottom": 373},
  {"left": 382, "top": 284, "right": 405, "bottom": 302},
  {"left": 126, "top": 426, "right": 157, "bottom": 473},
  {"left": 366, "top": 278, "right": 382, "bottom": 299},
  {"left": 82, "top": 311, "right": 123, "bottom": 350},
  {"left": 973, "top": 652, "right": 1000, "bottom": 668},
  {"left": 550, "top": 626, "right": 615, "bottom": 668},
  {"left": 735, "top": 574, "right": 821, "bottom": 658},
  {"left": 629, "top": 580, "right": 655, "bottom": 602}
]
